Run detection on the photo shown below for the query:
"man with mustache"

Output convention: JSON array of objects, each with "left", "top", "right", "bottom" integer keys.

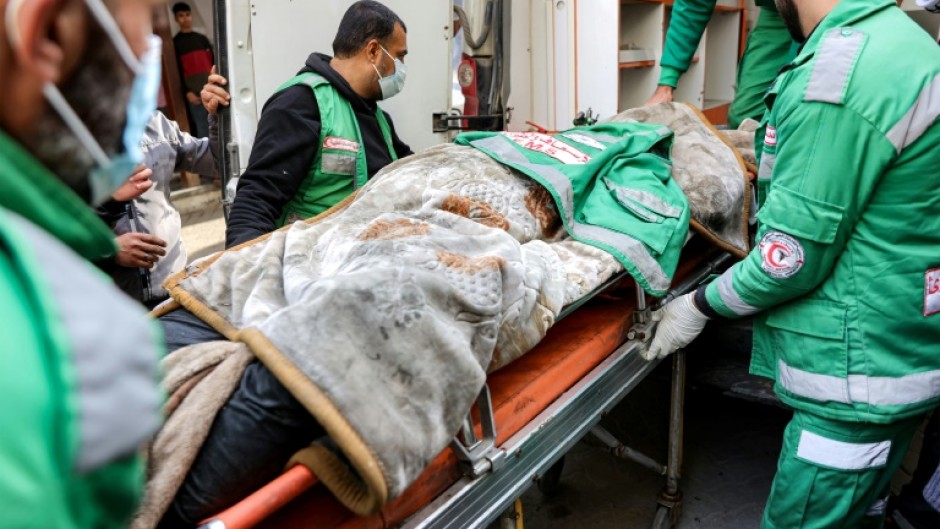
[
  {"left": 0, "top": 0, "right": 164, "bottom": 526},
  {"left": 647, "top": 0, "right": 940, "bottom": 526}
]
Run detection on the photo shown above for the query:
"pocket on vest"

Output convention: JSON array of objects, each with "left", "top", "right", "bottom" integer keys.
[
  {"left": 766, "top": 298, "right": 850, "bottom": 400},
  {"left": 321, "top": 151, "right": 357, "bottom": 176}
]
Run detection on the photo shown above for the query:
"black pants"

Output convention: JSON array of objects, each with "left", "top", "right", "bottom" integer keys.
[
  {"left": 894, "top": 409, "right": 940, "bottom": 529},
  {"left": 157, "top": 308, "right": 325, "bottom": 527}
]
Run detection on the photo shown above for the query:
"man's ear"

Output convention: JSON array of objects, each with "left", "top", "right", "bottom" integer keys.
[
  {"left": 364, "top": 37, "right": 381, "bottom": 62},
  {"left": 7, "top": 0, "right": 75, "bottom": 84}
]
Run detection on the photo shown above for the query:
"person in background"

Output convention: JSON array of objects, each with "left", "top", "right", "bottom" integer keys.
[
  {"left": 97, "top": 68, "right": 229, "bottom": 309},
  {"left": 172, "top": 1, "right": 213, "bottom": 138},
  {"left": 0, "top": 0, "right": 164, "bottom": 526},
  {"left": 645, "top": 0, "right": 796, "bottom": 129},
  {"left": 223, "top": 0, "right": 412, "bottom": 248},
  {"left": 647, "top": 0, "right": 940, "bottom": 526}
]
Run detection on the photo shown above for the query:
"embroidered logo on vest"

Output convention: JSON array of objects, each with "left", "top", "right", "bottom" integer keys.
[{"left": 323, "top": 136, "right": 360, "bottom": 152}]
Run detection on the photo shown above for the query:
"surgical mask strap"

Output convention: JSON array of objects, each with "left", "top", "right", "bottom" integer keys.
[
  {"left": 372, "top": 46, "right": 394, "bottom": 77},
  {"left": 42, "top": 83, "right": 111, "bottom": 168},
  {"left": 83, "top": 0, "right": 142, "bottom": 73}
]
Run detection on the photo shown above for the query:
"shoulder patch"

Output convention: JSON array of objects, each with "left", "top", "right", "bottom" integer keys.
[
  {"left": 804, "top": 28, "right": 867, "bottom": 105},
  {"left": 759, "top": 231, "right": 805, "bottom": 279}
]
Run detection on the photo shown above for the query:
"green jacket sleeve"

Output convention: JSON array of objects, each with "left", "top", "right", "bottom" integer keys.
[
  {"left": 659, "top": 0, "right": 717, "bottom": 87},
  {"left": 696, "top": 103, "right": 896, "bottom": 318}
]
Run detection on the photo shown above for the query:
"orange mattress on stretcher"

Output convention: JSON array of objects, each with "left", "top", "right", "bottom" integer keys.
[{"left": 203, "top": 239, "right": 722, "bottom": 529}]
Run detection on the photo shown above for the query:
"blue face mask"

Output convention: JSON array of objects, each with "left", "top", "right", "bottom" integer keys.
[
  {"left": 38, "top": 0, "right": 162, "bottom": 204},
  {"left": 372, "top": 46, "right": 407, "bottom": 100}
]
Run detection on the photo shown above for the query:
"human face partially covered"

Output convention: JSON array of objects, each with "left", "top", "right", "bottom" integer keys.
[
  {"left": 367, "top": 23, "right": 407, "bottom": 100},
  {"left": 16, "top": 0, "right": 162, "bottom": 199}
]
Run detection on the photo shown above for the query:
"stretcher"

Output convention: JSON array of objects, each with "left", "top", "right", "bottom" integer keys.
[{"left": 197, "top": 238, "right": 732, "bottom": 529}]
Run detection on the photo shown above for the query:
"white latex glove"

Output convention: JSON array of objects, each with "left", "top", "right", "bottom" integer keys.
[{"left": 642, "top": 293, "right": 708, "bottom": 361}]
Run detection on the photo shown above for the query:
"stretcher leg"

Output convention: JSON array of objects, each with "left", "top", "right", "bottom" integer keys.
[{"left": 653, "top": 350, "right": 686, "bottom": 529}]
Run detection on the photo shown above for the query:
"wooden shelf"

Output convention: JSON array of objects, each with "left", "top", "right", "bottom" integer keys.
[{"left": 619, "top": 60, "right": 656, "bottom": 69}]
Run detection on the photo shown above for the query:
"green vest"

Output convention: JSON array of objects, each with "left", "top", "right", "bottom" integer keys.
[
  {"left": 276, "top": 72, "right": 397, "bottom": 225},
  {"left": 0, "top": 132, "right": 162, "bottom": 527},
  {"left": 703, "top": 0, "right": 940, "bottom": 423},
  {"left": 456, "top": 123, "right": 689, "bottom": 296}
]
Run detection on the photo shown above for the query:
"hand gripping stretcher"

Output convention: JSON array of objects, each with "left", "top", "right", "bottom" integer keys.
[{"left": 195, "top": 238, "right": 732, "bottom": 529}]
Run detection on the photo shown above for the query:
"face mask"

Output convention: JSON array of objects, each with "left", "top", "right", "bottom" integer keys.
[
  {"left": 372, "top": 45, "right": 407, "bottom": 100},
  {"left": 6, "top": 0, "right": 161, "bottom": 204}
]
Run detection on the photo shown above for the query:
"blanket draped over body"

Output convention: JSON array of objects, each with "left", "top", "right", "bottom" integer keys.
[{"left": 136, "top": 103, "right": 751, "bottom": 525}]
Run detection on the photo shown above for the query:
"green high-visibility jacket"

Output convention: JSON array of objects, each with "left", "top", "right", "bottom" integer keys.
[
  {"left": 276, "top": 72, "right": 397, "bottom": 225},
  {"left": 659, "top": 0, "right": 777, "bottom": 88},
  {"left": 694, "top": 0, "right": 940, "bottom": 423},
  {"left": 0, "top": 131, "right": 162, "bottom": 527},
  {"left": 456, "top": 123, "right": 690, "bottom": 296}
]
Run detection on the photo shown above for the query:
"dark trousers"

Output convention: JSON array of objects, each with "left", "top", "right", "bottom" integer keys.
[
  {"left": 157, "top": 308, "right": 325, "bottom": 527},
  {"left": 894, "top": 409, "right": 940, "bottom": 529}
]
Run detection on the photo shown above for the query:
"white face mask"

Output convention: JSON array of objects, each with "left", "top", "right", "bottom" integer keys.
[
  {"left": 371, "top": 45, "right": 407, "bottom": 100},
  {"left": 6, "top": 0, "right": 162, "bottom": 204}
]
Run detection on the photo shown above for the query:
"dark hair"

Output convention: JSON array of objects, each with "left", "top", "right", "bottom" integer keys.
[
  {"left": 332, "top": 1, "right": 406, "bottom": 58},
  {"left": 172, "top": 2, "right": 191, "bottom": 15}
]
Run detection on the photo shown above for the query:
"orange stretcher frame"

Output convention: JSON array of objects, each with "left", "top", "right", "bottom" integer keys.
[{"left": 199, "top": 239, "right": 724, "bottom": 529}]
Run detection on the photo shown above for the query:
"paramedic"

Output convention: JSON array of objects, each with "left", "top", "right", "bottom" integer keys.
[
  {"left": 223, "top": 0, "right": 413, "bottom": 248},
  {"left": 645, "top": 0, "right": 796, "bottom": 128},
  {"left": 0, "top": 0, "right": 163, "bottom": 526},
  {"left": 646, "top": 0, "right": 940, "bottom": 526}
]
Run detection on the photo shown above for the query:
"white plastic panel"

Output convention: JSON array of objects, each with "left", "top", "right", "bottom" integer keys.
[
  {"left": 552, "top": 0, "right": 575, "bottom": 130},
  {"left": 575, "top": 0, "right": 619, "bottom": 120},
  {"left": 704, "top": 11, "right": 741, "bottom": 107},
  {"left": 673, "top": 29, "right": 706, "bottom": 109},
  {"left": 246, "top": 0, "right": 454, "bottom": 153}
]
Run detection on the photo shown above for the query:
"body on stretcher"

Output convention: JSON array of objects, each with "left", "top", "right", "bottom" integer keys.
[{"left": 198, "top": 237, "right": 731, "bottom": 529}]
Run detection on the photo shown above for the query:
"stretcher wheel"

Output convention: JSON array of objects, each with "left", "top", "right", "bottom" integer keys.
[{"left": 535, "top": 456, "right": 565, "bottom": 496}]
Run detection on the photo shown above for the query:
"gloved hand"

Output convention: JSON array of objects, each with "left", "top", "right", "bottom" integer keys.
[{"left": 642, "top": 293, "right": 708, "bottom": 361}]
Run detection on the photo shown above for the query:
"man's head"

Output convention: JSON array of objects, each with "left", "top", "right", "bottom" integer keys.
[
  {"left": 1, "top": 0, "right": 161, "bottom": 200},
  {"left": 172, "top": 2, "right": 192, "bottom": 32},
  {"left": 330, "top": 1, "right": 407, "bottom": 101},
  {"left": 775, "top": 0, "right": 841, "bottom": 43}
]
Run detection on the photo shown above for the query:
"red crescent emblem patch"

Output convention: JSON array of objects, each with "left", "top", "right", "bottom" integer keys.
[{"left": 759, "top": 231, "right": 804, "bottom": 279}]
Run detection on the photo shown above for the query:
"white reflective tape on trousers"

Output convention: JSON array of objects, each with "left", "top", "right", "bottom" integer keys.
[
  {"left": 796, "top": 430, "right": 890, "bottom": 470},
  {"left": 778, "top": 359, "right": 940, "bottom": 407}
]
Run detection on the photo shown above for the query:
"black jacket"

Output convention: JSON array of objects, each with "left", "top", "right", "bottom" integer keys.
[{"left": 225, "top": 53, "right": 413, "bottom": 248}]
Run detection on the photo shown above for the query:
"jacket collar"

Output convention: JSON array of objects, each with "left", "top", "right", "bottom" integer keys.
[
  {"left": 792, "top": 0, "right": 896, "bottom": 66},
  {"left": 0, "top": 130, "right": 116, "bottom": 260}
]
